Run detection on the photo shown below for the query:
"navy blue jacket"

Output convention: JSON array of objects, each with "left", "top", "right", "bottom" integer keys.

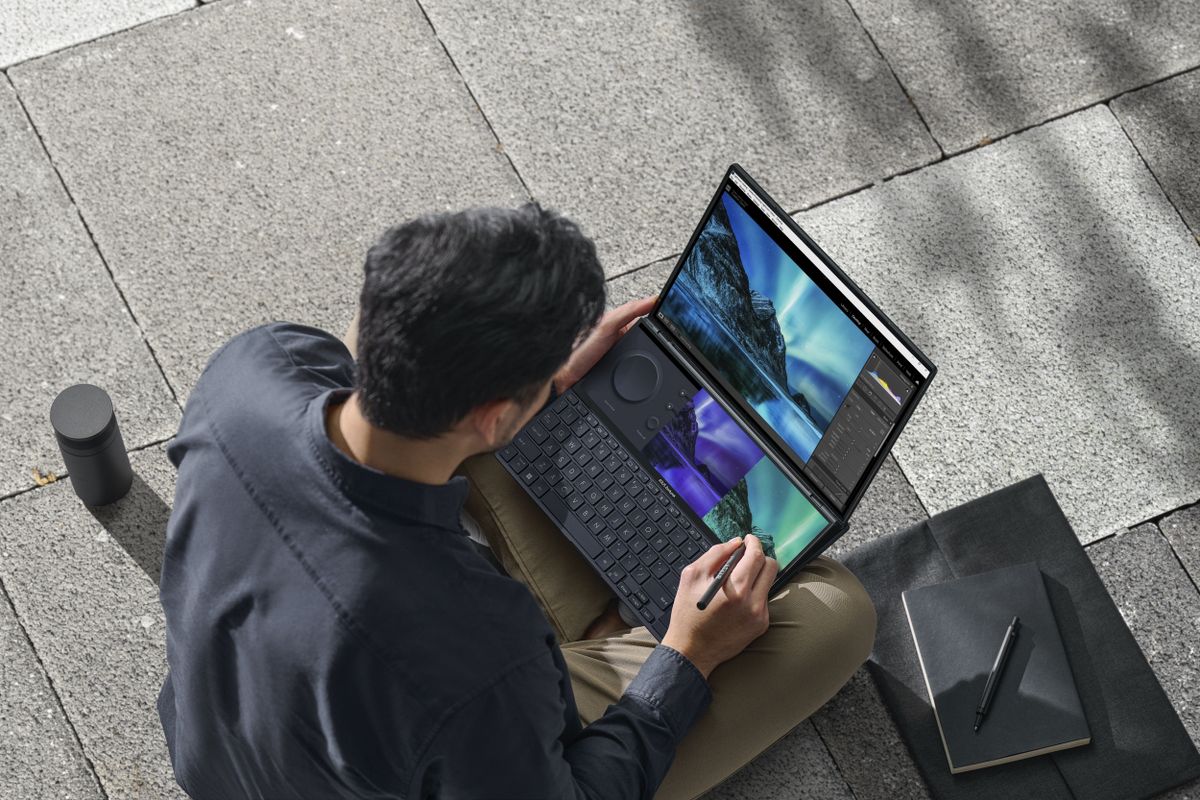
[{"left": 158, "top": 323, "right": 711, "bottom": 799}]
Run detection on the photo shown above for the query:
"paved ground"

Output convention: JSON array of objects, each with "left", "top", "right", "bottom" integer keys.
[{"left": 1, "top": 1, "right": 1197, "bottom": 798}]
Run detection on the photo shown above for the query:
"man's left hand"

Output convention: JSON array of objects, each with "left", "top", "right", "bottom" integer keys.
[{"left": 554, "top": 296, "right": 656, "bottom": 392}]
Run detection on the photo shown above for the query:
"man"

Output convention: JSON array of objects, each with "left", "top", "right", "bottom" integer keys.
[{"left": 158, "top": 203, "right": 875, "bottom": 799}]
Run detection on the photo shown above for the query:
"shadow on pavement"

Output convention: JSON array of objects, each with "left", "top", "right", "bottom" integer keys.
[{"left": 88, "top": 470, "right": 171, "bottom": 586}]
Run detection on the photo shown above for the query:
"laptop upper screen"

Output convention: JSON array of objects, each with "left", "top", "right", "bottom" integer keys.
[{"left": 655, "top": 170, "right": 930, "bottom": 512}]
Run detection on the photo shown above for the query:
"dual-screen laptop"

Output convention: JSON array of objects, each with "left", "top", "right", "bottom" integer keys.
[{"left": 497, "top": 165, "right": 936, "bottom": 639}]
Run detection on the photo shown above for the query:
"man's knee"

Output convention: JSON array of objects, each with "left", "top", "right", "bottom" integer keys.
[{"left": 770, "top": 557, "right": 877, "bottom": 667}]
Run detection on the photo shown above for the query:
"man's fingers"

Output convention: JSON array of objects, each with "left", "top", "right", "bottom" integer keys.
[
  {"left": 606, "top": 296, "right": 656, "bottom": 333},
  {"left": 727, "top": 534, "right": 765, "bottom": 595},
  {"left": 686, "top": 536, "right": 743, "bottom": 580},
  {"left": 749, "top": 553, "right": 779, "bottom": 605}
]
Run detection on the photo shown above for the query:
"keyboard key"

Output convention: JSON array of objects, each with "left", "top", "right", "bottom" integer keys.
[
  {"left": 628, "top": 510, "right": 648, "bottom": 528},
  {"left": 563, "top": 438, "right": 581, "bottom": 455},
  {"left": 617, "top": 525, "right": 637, "bottom": 541},
  {"left": 566, "top": 494, "right": 584, "bottom": 510},
  {"left": 639, "top": 606, "right": 658, "bottom": 624},
  {"left": 597, "top": 552, "right": 615, "bottom": 570},
  {"left": 605, "top": 484, "right": 624, "bottom": 502},
  {"left": 632, "top": 589, "right": 650, "bottom": 608},
  {"left": 618, "top": 497, "right": 636, "bottom": 515},
  {"left": 663, "top": 547, "right": 681, "bottom": 565},
  {"left": 595, "top": 473, "right": 614, "bottom": 491},
  {"left": 566, "top": 392, "right": 580, "bottom": 406},
  {"left": 603, "top": 456, "right": 622, "bottom": 473},
  {"left": 555, "top": 482, "right": 573, "bottom": 498},
  {"left": 573, "top": 448, "right": 592, "bottom": 466},
  {"left": 584, "top": 462, "right": 604, "bottom": 478},
  {"left": 563, "top": 464, "right": 582, "bottom": 481},
  {"left": 531, "top": 480, "right": 549, "bottom": 497},
  {"left": 594, "top": 444, "right": 611, "bottom": 463},
  {"left": 533, "top": 458, "right": 552, "bottom": 474},
  {"left": 578, "top": 506, "right": 594, "bottom": 522},
  {"left": 541, "top": 412, "right": 560, "bottom": 430},
  {"left": 553, "top": 452, "right": 572, "bottom": 469},
  {"left": 629, "top": 537, "right": 649, "bottom": 555},
  {"left": 667, "top": 528, "right": 687, "bottom": 545},
  {"left": 631, "top": 564, "right": 651, "bottom": 584},
  {"left": 659, "top": 516, "right": 675, "bottom": 532},
  {"left": 619, "top": 554, "right": 639, "bottom": 571},
  {"left": 571, "top": 420, "right": 589, "bottom": 437},
  {"left": 552, "top": 426, "right": 570, "bottom": 443},
  {"left": 647, "top": 505, "right": 666, "bottom": 522},
  {"left": 617, "top": 581, "right": 632, "bottom": 597},
  {"left": 627, "top": 482, "right": 644, "bottom": 498},
  {"left": 637, "top": 493, "right": 654, "bottom": 509},
  {"left": 560, "top": 407, "right": 579, "bottom": 424},
  {"left": 586, "top": 413, "right": 599, "bottom": 426},
  {"left": 610, "top": 541, "right": 629, "bottom": 559},
  {"left": 650, "top": 559, "right": 670, "bottom": 579},
  {"left": 585, "top": 489, "right": 604, "bottom": 505},
  {"left": 663, "top": 572, "right": 679, "bottom": 593},
  {"left": 606, "top": 566, "right": 624, "bottom": 583},
  {"left": 543, "top": 468, "right": 561, "bottom": 485},
  {"left": 681, "top": 541, "right": 700, "bottom": 558},
  {"left": 509, "top": 456, "right": 528, "bottom": 475},
  {"left": 582, "top": 431, "right": 601, "bottom": 449},
  {"left": 644, "top": 578, "right": 672, "bottom": 610},
  {"left": 614, "top": 468, "right": 633, "bottom": 485},
  {"left": 588, "top": 517, "right": 606, "bottom": 535},
  {"left": 639, "top": 523, "right": 657, "bottom": 539},
  {"left": 514, "top": 434, "right": 540, "bottom": 461},
  {"left": 520, "top": 469, "right": 537, "bottom": 486},
  {"left": 667, "top": 505, "right": 681, "bottom": 517},
  {"left": 573, "top": 476, "right": 592, "bottom": 494},
  {"left": 598, "top": 500, "right": 618, "bottom": 519},
  {"left": 499, "top": 445, "right": 518, "bottom": 462},
  {"left": 649, "top": 534, "right": 669, "bottom": 552},
  {"left": 598, "top": 530, "right": 617, "bottom": 547},
  {"left": 528, "top": 422, "right": 549, "bottom": 443}
]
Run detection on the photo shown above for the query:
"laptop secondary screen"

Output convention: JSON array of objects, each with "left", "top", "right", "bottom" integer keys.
[{"left": 655, "top": 172, "right": 929, "bottom": 512}]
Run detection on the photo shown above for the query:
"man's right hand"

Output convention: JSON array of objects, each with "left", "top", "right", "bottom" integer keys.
[{"left": 661, "top": 534, "right": 779, "bottom": 680}]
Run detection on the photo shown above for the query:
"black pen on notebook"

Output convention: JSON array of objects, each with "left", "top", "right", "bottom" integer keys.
[
  {"left": 975, "top": 615, "right": 1020, "bottom": 732},
  {"left": 696, "top": 541, "right": 747, "bottom": 610}
]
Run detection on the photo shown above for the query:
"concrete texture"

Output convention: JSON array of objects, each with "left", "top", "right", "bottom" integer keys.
[
  {"left": 0, "top": 590, "right": 104, "bottom": 800},
  {"left": 605, "top": 257, "right": 677, "bottom": 309},
  {"left": 0, "top": 0, "right": 192, "bottom": 69},
  {"left": 812, "top": 668, "right": 929, "bottom": 800},
  {"left": 8, "top": 0, "right": 526, "bottom": 399},
  {"left": 1160, "top": 505, "right": 1200, "bottom": 587},
  {"left": 829, "top": 456, "right": 928, "bottom": 559},
  {"left": 798, "top": 105, "right": 1200, "bottom": 542},
  {"left": 849, "top": 0, "right": 1200, "bottom": 153},
  {"left": 707, "top": 720, "right": 853, "bottom": 800},
  {"left": 1089, "top": 524, "right": 1200, "bottom": 747},
  {"left": 0, "top": 445, "right": 184, "bottom": 799},
  {"left": 0, "top": 77, "right": 179, "bottom": 499},
  {"left": 1111, "top": 69, "right": 1200, "bottom": 238},
  {"left": 419, "top": 0, "right": 940, "bottom": 276}
]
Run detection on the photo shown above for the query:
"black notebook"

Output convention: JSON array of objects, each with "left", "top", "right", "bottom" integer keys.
[{"left": 902, "top": 562, "right": 1091, "bottom": 773}]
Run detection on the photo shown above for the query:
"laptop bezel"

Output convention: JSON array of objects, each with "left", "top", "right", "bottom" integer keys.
[{"left": 643, "top": 163, "right": 937, "bottom": 539}]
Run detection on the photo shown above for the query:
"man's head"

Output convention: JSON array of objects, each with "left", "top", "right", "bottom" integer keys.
[{"left": 354, "top": 203, "right": 605, "bottom": 448}]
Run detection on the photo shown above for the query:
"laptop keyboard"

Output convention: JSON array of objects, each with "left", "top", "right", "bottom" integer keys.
[{"left": 498, "top": 391, "right": 709, "bottom": 630}]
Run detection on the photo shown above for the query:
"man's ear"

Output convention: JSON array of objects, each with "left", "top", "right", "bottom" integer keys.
[{"left": 465, "top": 397, "right": 520, "bottom": 448}]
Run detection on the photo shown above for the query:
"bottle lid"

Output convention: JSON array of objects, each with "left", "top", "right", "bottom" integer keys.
[{"left": 50, "top": 384, "right": 118, "bottom": 451}]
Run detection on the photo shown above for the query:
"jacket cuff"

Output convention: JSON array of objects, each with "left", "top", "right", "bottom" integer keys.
[{"left": 624, "top": 644, "right": 713, "bottom": 742}]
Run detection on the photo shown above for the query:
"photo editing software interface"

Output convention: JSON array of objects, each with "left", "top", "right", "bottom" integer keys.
[{"left": 654, "top": 173, "right": 929, "bottom": 513}]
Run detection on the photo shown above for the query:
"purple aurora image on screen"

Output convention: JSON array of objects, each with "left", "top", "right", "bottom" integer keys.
[{"left": 642, "top": 388, "right": 761, "bottom": 519}]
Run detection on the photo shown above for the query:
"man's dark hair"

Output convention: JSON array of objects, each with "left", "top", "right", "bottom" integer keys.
[{"left": 355, "top": 203, "right": 606, "bottom": 439}]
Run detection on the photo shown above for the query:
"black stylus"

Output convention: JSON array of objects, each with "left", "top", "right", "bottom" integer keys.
[
  {"left": 974, "top": 616, "right": 1020, "bottom": 732},
  {"left": 696, "top": 542, "right": 746, "bottom": 610}
]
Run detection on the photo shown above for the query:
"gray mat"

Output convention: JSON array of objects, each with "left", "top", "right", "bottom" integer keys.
[{"left": 842, "top": 474, "right": 1200, "bottom": 800}]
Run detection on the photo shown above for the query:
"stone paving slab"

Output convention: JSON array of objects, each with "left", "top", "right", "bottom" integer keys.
[
  {"left": 849, "top": 0, "right": 1200, "bottom": 153},
  {"left": 1088, "top": 524, "right": 1200, "bottom": 748},
  {"left": 1111, "top": 69, "right": 1200, "bottom": 239},
  {"left": 8, "top": 0, "right": 525, "bottom": 399},
  {"left": 812, "top": 667, "right": 929, "bottom": 800},
  {"left": 0, "top": 77, "right": 179, "bottom": 499},
  {"left": 707, "top": 720, "right": 853, "bottom": 800},
  {"left": 0, "top": 0, "right": 192, "bottom": 69},
  {"left": 420, "top": 0, "right": 939, "bottom": 276},
  {"left": 797, "top": 105, "right": 1200, "bottom": 542},
  {"left": 0, "top": 445, "right": 184, "bottom": 798},
  {"left": 0, "top": 589, "right": 104, "bottom": 800},
  {"left": 1160, "top": 505, "right": 1200, "bottom": 587}
]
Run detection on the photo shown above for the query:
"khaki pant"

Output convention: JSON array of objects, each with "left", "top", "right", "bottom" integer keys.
[{"left": 458, "top": 453, "right": 877, "bottom": 800}]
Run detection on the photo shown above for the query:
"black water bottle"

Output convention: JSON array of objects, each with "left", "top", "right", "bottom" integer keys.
[{"left": 49, "top": 384, "right": 133, "bottom": 507}]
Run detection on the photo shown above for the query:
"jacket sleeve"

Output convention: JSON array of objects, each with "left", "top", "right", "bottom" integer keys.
[{"left": 411, "top": 644, "right": 711, "bottom": 800}]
